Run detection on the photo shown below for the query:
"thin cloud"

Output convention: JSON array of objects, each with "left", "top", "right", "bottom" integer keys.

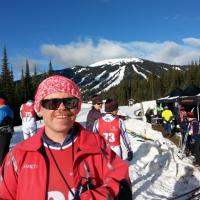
[
  {"left": 40, "top": 37, "right": 200, "bottom": 66},
  {"left": 183, "top": 37, "right": 200, "bottom": 47},
  {"left": 41, "top": 39, "right": 129, "bottom": 66},
  {"left": 164, "top": 14, "right": 180, "bottom": 20}
]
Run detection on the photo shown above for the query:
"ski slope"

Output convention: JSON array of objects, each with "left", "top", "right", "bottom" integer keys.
[{"left": 11, "top": 101, "right": 200, "bottom": 199}]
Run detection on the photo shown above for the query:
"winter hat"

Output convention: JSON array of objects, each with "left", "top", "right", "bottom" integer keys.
[
  {"left": 34, "top": 75, "right": 82, "bottom": 113},
  {"left": 105, "top": 98, "right": 118, "bottom": 112},
  {"left": 187, "top": 112, "right": 194, "bottom": 118},
  {"left": 92, "top": 95, "right": 102, "bottom": 105},
  {"left": 0, "top": 98, "right": 5, "bottom": 106}
]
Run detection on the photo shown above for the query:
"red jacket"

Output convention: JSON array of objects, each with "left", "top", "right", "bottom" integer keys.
[{"left": 0, "top": 123, "right": 130, "bottom": 200}]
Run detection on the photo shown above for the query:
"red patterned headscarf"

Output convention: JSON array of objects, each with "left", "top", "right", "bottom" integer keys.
[{"left": 34, "top": 75, "right": 82, "bottom": 113}]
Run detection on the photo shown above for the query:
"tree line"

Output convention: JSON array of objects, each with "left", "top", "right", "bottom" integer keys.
[
  {"left": 0, "top": 47, "right": 54, "bottom": 125},
  {"left": 101, "top": 63, "right": 200, "bottom": 105}
]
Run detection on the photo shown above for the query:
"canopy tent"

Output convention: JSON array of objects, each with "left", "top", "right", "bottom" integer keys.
[
  {"left": 156, "top": 86, "right": 200, "bottom": 120},
  {"left": 156, "top": 88, "right": 183, "bottom": 104},
  {"left": 179, "top": 85, "right": 200, "bottom": 121}
]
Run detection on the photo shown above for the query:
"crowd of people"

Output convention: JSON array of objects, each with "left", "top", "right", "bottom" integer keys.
[
  {"left": 0, "top": 75, "right": 132, "bottom": 200},
  {"left": 176, "top": 106, "right": 200, "bottom": 166},
  {"left": 146, "top": 103, "right": 200, "bottom": 166}
]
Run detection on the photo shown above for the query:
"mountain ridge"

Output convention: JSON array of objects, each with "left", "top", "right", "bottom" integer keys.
[{"left": 54, "top": 57, "right": 186, "bottom": 98}]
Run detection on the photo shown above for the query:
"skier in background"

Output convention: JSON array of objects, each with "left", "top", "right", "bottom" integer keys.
[
  {"left": 161, "top": 106, "right": 173, "bottom": 137},
  {"left": 20, "top": 100, "right": 37, "bottom": 140},
  {"left": 86, "top": 94, "right": 103, "bottom": 131},
  {"left": 93, "top": 98, "right": 133, "bottom": 161},
  {"left": 179, "top": 106, "right": 188, "bottom": 139},
  {"left": 0, "top": 97, "right": 14, "bottom": 166},
  {"left": 187, "top": 112, "right": 200, "bottom": 162}
]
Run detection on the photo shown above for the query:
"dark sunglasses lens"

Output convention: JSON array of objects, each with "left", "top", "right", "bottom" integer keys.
[
  {"left": 63, "top": 98, "right": 79, "bottom": 109},
  {"left": 41, "top": 99, "right": 60, "bottom": 110},
  {"left": 41, "top": 98, "right": 79, "bottom": 110}
]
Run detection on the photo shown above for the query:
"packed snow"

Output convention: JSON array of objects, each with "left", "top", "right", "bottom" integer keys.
[
  {"left": 132, "top": 64, "right": 148, "bottom": 80},
  {"left": 11, "top": 101, "right": 200, "bottom": 199},
  {"left": 89, "top": 58, "right": 143, "bottom": 67}
]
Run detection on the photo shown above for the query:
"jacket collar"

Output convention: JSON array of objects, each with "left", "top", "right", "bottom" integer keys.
[{"left": 16, "top": 122, "right": 103, "bottom": 154}]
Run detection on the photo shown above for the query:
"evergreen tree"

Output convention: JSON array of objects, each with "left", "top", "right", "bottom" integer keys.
[
  {"left": 23, "top": 59, "right": 33, "bottom": 100},
  {"left": 32, "top": 64, "right": 39, "bottom": 94},
  {"left": 19, "top": 67, "right": 26, "bottom": 102},
  {"left": 0, "top": 47, "right": 15, "bottom": 103},
  {"left": 48, "top": 60, "right": 54, "bottom": 76}
]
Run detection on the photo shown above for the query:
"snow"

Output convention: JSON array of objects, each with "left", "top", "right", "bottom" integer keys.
[
  {"left": 10, "top": 100, "right": 200, "bottom": 199},
  {"left": 95, "top": 70, "right": 107, "bottom": 81},
  {"left": 132, "top": 64, "right": 148, "bottom": 80},
  {"left": 89, "top": 58, "right": 143, "bottom": 67},
  {"left": 101, "top": 65, "right": 126, "bottom": 92}
]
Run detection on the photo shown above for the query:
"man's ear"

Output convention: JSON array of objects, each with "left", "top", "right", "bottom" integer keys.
[{"left": 37, "top": 110, "right": 43, "bottom": 117}]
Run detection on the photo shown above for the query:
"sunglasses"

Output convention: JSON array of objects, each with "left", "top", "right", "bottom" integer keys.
[{"left": 40, "top": 97, "right": 79, "bottom": 110}]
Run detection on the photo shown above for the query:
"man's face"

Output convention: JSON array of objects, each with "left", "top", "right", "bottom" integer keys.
[
  {"left": 93, "top": 102, "right": 103, "bottom": 110},
  {"left": 39, "top": 92, "right": 79, "bottom": 135}
]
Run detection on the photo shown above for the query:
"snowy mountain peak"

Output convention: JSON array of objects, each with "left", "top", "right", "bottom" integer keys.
[
  {"left": 55, "top": 58, "right": 184, "bottom": 97},
  {"left": 89, "top": 57, "right": 143, "bottom": 67}
]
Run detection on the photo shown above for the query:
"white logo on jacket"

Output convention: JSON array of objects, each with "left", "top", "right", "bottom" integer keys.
[{"left": 23, "top": 164, "right": 38, "bottom": 169}]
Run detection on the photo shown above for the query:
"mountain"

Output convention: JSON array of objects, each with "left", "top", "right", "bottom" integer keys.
[{"left": 54, "top": 57, "right": 185, "bottom": 98}]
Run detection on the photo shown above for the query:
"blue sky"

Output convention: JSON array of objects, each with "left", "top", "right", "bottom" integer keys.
[{"left": 1, "top": 0, "right": 200, "bottom": 80}]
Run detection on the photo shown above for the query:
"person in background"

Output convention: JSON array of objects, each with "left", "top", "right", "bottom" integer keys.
[
  {"left": 93, "top": 98, "right": 133, "bottom": 161},
  {"left": 178, "top": 106, "right": 189, "bottom": 145},
  {"left": 187, "top": 112, "right": 200, "bottom": 163},
  {"left": 0, "top": 98, "right": 14, "bottom": 166},
  {"left": 20, "top": 100, "right": 37, "bottom": 140},
  {"left": 145, "top": 108, "right": 154, "bottom": 123},
  {"left": 155, "top": 103, "right": 163, "bottom": 118},
  {"left": 86, "top": 94, "right": 103, "bottom": 131},
  {"left": 0, "top": 75, "right": 132, "bottom": 200},
  {"left": 161, "top": 106, "right": 173, "bottom": 137},
  {"left": 173, "top": 102, "right": 180, "bottom": 130}
]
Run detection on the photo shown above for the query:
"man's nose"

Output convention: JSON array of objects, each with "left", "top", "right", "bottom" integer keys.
[{"left": 58, "top": 102, "right": 66, "bottom": 110}]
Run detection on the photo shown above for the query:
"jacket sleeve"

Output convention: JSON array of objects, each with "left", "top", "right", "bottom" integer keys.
[
  {"left": 0, "top": 151, "right": 18, "bottom": 200},
  {"left": 80, "top": 140, "right": 131, "bottom": 200},
  {"left": 86, "top": 110, "right": 93, "bottom": 131},
  {"left": 19, "top": 104, "right": 23, "bottom": 119},
  {"left": 119, "top": 118, "right": 132, "bottom": 152},
  {"left": 92, "top": 119, "right": 99, "bottom": 133}
]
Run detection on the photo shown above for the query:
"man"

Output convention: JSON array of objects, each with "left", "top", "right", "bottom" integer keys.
[
  {"left": 20, "top": 100, "right": 37, "bottom": 140},
  {"left": 93, "top": 98, "right": 133, "bottom": 161},
  {"left": 161, "top": 106, "right": 173, "bottom": 137},
  {"left": 0, "top": 75, "right": 132, "bottom": 200},
  {"left": 0, "top": 98, "right": 14, "bottom": 166},
  {"left": 86, "top": 94, "right": 103, "bottom": 131},
  {"left": 179, "top": 106, "right": 188, "bottom": 134},
  {"left": 187, "top": 112, "right": 199, "bottom": 162}
]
